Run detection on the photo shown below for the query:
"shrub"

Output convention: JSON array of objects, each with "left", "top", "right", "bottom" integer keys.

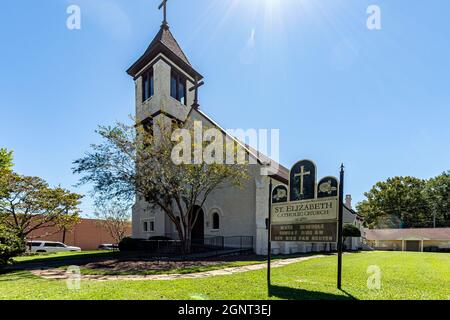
[
  {"left": 0, "top": 225, "right": 25, "bottom": 266},
  {"left": 148, "top": 236, "right": 172, "bottom": 241},
  {"left": 118, "top": 237, "right": 141, "bottom": 252},
  {"left": 343, "top": 224, "right": 361, "bottom": 237}
]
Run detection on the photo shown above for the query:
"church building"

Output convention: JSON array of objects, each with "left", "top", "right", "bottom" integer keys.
[{"left": 127, "top": 5, "right": 358, "bottom": 255}]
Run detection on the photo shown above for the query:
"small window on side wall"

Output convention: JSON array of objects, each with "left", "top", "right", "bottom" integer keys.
[
  {"left": 149, "top": 220, "right": 155, "bottom": 232},
  {"left": 212, "top": 212, "right": 220, "bottom": 230},
  {"left": 170, "top": 70, "right": 187, "bottom": 105},
  {"left": 142, "top": 69, "right": 154, "bottom": 102}
]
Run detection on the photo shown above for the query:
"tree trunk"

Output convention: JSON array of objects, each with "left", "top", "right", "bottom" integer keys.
[
  {"left": 62, "top": 227, "right": 66, "bottom": 244},
  {"left": 183, "top": 229, "right": 192, "bottom": 254}
]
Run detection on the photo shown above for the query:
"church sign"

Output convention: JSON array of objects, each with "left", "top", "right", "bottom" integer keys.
[
  {"left": 271, "top": 222, "right": 337, "bottom": 242},
  {"left": 270, "top": 160, "right": 339, "bottom": 243},
  {"left": 267, "top": 159, "right": 346, "bottom": 290},
  {"left": 267, "top": 160, "right": 344, "bottom": 295},
  {"left": 271, "top": 197, "right": 338, "bottom": 224}
]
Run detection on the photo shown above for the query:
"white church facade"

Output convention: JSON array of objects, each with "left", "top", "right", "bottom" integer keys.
[{"left": 128, "top": 16, "right": 359, "bottom": 255}]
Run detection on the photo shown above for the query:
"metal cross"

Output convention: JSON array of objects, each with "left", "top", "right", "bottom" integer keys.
[
  {"left": 158, "top": 0, "right": 169, "bottom": 27},
  {"left": 294, "top": 166, "right": 311, "bottom": 195},
  {"left": 189, "top": 77, "right": 205, "bottom": 109}
]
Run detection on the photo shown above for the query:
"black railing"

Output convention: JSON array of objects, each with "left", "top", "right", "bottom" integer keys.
[
  {"left": 137, "top": 235, "right": 254, "bottom": 255},
  {"left": 223, "top": 236, "right": 254, "bottom": 251}
]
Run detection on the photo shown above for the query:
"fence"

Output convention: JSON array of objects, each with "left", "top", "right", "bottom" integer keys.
[{"left": 137, "top": 235, "right": 254, "bottom": 255}]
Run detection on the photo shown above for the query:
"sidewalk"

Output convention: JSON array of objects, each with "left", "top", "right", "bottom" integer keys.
[{"left": 31, "top": 255, "right": 325, "bottom": 281}]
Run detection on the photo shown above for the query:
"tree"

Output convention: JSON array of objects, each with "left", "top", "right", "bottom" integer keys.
[
  {"left": 0, "top": 148, "right": 14, "bottom": 200},
  {"left": 0, "top": 172, "right": 82, "bottom": 241},
  {"left": 0, "top": 224, "right": 25, "bottom": 266},
  {"left": 0, "top": 148, "right": 13, "bottom": 173},
  {"left": 357, "top": 177, "right": 430, "bottom": 228},
  {"left": 94, "top": 201, "right": 131, "bottom": 244},
  {"left": 424, "top": 172, "right": 450, "bottom": 227},
  {"left": 73, "top": 121, "right": 249, "bottom": 253}
]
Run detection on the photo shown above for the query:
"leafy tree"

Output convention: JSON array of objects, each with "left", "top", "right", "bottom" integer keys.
[
  {"left": 424, "top": 172, "right": 450, "bottom": 227},
  {"left": 357, "top": 177, "right": 431, "bottom": 228},
  {"left": 94, "top": 201, "right": 131, "bottom": 244},
  {"left": 0, "top": 148, "right": 13, "bottom": 173},
  {"left": 73, "top": 121, "right": 249, "bottom": 253},
  {"left": 0, "top": 148, "right": 14, "bottom": 200},
  {"left": 0, "top": 172, "right": 82, "bottom": 241},
  {"left": 0, "top": 224, "right": 25, "bottom": 266}
]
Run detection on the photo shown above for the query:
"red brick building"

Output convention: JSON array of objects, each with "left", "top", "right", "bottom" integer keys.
[{"left": 28, "top": 218, "right": 132, "bottom": 250}]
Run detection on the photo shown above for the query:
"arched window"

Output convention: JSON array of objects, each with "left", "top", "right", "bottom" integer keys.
[{"left": 212, "top": 212, "right": 220, "bottom": 230}]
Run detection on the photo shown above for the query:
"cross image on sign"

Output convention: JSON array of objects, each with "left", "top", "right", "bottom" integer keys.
[
  {"left": 289, "top": 160, "right": 316, "bottom": 201},
  {"left": 295, "top": 166, "right": 310, "bottom": 196}
]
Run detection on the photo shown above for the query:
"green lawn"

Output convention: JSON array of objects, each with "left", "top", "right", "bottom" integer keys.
[{"left": 1, "top": 252, "right": 449, "bottom": 300}]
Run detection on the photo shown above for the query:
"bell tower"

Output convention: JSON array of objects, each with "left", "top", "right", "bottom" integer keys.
[{"left": 127, "top": 1, "right": 203, "bottom": 131}]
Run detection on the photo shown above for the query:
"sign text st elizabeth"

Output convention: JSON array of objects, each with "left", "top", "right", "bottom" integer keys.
[{"left": 272, "top": 197, "right": 338, "bottom": 224}]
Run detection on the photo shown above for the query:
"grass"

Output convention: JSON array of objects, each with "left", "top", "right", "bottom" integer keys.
[{"left": 1, "top": 251, "right": 449, "bottom": 300}]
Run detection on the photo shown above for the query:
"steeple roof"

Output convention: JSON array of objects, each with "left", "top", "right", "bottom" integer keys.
[{"left": 127, "top": 25, "right": 203, "bottom": 80}]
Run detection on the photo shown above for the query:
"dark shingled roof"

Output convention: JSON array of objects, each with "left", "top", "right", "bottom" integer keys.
[
  {"left": 127, "top": 26, "right": 202, "bottom": 80},
  {"left": 145, "top": 26, "right": 191, "bottom": 66}
]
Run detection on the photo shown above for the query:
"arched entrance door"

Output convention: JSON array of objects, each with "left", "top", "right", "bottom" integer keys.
[{"left": 190, "top": 206, "right": 204, "bottom": 241}]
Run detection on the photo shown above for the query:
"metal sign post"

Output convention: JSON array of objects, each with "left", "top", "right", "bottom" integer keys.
[
  {"left": 337, "top": 164, "right": 345, "bottom": 290},
  {"left": 267, "top": 178, "right": 273, "bottom": 296}
]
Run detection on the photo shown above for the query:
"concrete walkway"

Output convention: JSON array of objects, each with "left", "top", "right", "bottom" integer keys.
[{"left": 31, "top": 255, "right": 325, "bottom": 282}]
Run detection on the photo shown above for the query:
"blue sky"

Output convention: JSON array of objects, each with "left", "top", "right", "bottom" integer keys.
[{"left": 1, "top": 0, "right": 449, "bottom": 216}]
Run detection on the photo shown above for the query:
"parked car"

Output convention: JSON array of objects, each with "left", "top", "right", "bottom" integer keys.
[
  {"left": 97, "top": 244, "right": 119, "bottom": 251},
  {"left": 27, "top": 241, "right": 81, "bottom": 253}
]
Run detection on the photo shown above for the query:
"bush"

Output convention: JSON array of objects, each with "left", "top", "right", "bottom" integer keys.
[
  {"left": 0, "top": 225, "right": 25, "bottom": 266},
  {"left": 343, "top": 224, "right": 361, "bottom": 237},
  {"left": 148, "top": 236, "right": 172, "bottom": 241},
  {"left": 118, "top": 237, "right": 141, "bottom": 252}
]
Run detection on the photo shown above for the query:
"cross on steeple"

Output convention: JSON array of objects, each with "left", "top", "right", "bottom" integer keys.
[
  {"left": 158, "top": 0, "right": 169, "bottom": 28},
  {"left": 189, "top": 77, "right": 205, "bottom": 109},
  {"left": 294, "top": 166, "right": 311, "bottom": 196}
]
